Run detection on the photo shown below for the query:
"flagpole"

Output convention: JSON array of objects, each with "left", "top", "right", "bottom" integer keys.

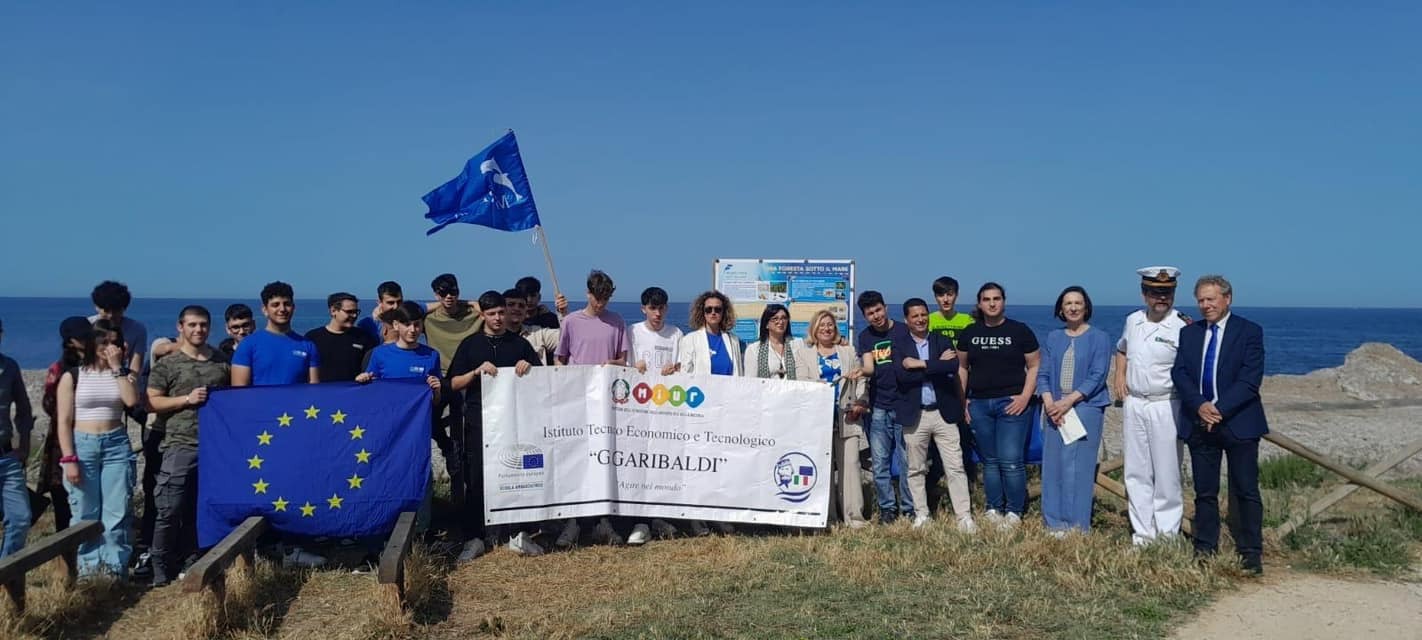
[{"left": 534, "top": 224, "right": 562, "bottom": 301}]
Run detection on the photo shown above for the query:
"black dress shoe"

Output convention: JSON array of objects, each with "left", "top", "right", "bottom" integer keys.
[{"left": 1241, "top": 555, "right": 1263, "bottom": 575}]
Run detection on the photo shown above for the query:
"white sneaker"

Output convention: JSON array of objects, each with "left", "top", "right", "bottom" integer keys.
[
  {"left": 983, "top": 509, "right": 1004, "bottom": 524},
  {"left": 1048, "top": 530, "right": 1069, "bottom": 540},
  {"left": 628, "top": 524, "right": 651, "bottom": 546},
  {"left": 508, "top": 532, "right": 544, "bottom": 557},
  {"left": 911, "top": 515, "right": 931, "bottom": 529},
  {"left": 846, "top": 519, "right": 869, "bottom": 530},
  {"left": 998, "top": 512, "right": 1022, "bottom": 531},
  {"left": 593, "top": 517, "right": 625, "bottom": 545},
  {"left": 282, "top": 546, "right": 327, "bottom": 568},
  {"left": 649, "top": 519, "right": 678, "bottom": 539},
  {"left": 956, "top": 515, "right": 978, "bottom": 534},
  {"left": 555, "top": 520, "right": 581, "bottom": 549},
  {"left": 457, "top": 539, "right": 487, "bottom": 563}
]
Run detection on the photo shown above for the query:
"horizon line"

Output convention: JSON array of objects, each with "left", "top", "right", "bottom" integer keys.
[{"left": 1, "top": 295, "right": 1418, "bottom": 311}]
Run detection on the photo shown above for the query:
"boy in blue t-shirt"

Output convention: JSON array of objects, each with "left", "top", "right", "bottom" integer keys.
[
  {"left": 232, "top": 281, "right": 321, "bottom": 387},
  {"left": 358, "top": 301, "right": 442, "bottom": 395}
]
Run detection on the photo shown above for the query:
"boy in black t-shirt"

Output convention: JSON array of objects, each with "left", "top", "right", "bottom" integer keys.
[
  {"left": 852, "top": 291, "right": 915, "bottom": 524},
  {"left": 446, "top": 291, "right": 541, "bottom": 562},
  {"left": 305, "top": 293, "right": 379, "bottom": 382}
]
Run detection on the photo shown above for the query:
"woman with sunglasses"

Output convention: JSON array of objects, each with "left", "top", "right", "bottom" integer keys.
[
  {"left": 745, "top": 304, "right": 804, "bottom": 380},
  {"left": 56, "top": 318, "right": 141, "bottom": 577},
  {"left": 955, "top": 282, "right": 1040, "bottom": 530},
  {"left": 677, "top": 290, "right": 744, "bottom": 535},
  {"left": 678, "top": 290, "right": 744, "bottom": 377}
]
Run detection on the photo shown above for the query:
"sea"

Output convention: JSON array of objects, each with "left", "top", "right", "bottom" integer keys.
[{"left": 0, "top": 297, "right": 1419, "bottom": 375}]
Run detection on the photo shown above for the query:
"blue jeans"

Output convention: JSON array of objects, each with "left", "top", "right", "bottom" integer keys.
[
  {"left": 64, "top": 429, "right": 136, "bottom": 577},
  {"left": 1041, "top": 404, "right": 1104, "bottom": 532},
  {"left": 0, "top": 455, "right": 31, "bottom": 558},
  {"left": 968, "top": 397, "right": 1030, "bottom": 515},
  {"left": 868, "top": 408, "right": 914, "bottom": 521}
]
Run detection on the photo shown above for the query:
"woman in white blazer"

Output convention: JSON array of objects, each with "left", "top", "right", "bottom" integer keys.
[
  {"left": 675, "top": 290, "right": 743, "bottom": 536},
  {"left": 745, "top": 304, "right": 808, "bottom": 380},
  {"left": 677, "top": 290, "right": 744, "bottom": 377},
  {"left": 793, "top": 309, "right": 868, "bottom": 527}
]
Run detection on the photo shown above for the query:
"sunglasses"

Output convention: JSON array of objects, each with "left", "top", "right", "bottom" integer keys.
[
  {"left": 437, "top": 288, "right": 460, "bottom": 297},
  {"left": 703, "top": 306, "right": 724, "bottom": 315},
  {"left": 1144, "top": 288, "right": 1174, "bottom": 298}
]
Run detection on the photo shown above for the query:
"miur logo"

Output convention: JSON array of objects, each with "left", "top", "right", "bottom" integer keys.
[{"left": 611, "top": 378, "right": 705, "bottom": 409}]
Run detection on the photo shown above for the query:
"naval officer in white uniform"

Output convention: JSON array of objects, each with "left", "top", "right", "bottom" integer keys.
[{"left": 1112, "top": 266, "right": 1190, "bottom": 546}]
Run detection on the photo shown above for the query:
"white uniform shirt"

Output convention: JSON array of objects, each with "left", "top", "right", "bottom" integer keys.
[
  {"left": 628, "top": 321, "right": 683, "bottom": 373},
  {"left": 1116, "top": 308, "right": 1188, "bottom": 397}
]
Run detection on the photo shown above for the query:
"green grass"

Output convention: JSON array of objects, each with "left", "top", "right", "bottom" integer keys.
[
  {"left": 1284, "top": 506, "right": 1421, "bottom": 576},
  {"left": 1258, "top": 454, "right": 1326, "bottom": 490}
]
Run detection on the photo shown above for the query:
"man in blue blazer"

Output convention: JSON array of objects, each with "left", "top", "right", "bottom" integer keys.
[
  {"left": 894, "top": 299, "right": 975, "bottom": 532},
  {"left": 1171, "top": 275, "right": 1267, "bottom": 574}
]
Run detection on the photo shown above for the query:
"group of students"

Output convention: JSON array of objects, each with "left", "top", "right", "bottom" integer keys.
[{"left": 0, "top": 263, "right": 1270, "bottom": 585}]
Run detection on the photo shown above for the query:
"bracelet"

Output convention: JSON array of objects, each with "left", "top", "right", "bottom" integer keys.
[{"left": 59, "top": 455, "right": 78, "bottom": 464}]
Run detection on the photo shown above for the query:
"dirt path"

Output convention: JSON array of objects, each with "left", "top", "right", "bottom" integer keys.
[{"left": 1171, "top": 570, "right": 1422, "bottom": 640}]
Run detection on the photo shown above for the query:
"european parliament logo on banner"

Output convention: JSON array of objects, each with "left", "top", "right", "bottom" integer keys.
[
  {"left": 196, "top": 380, "right": 432, "bottom": 547},
  {"left": 423, "top": 130, "right": 542, "bottom": 235}
]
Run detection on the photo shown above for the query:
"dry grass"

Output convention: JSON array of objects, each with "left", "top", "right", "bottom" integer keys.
[{"left": 424, "top": 519, "right": 1233, "bottom": 640}]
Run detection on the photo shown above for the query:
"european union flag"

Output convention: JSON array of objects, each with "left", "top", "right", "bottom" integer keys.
[
  {"left": 423, "top": 130, "right": 542, "bottom": 235},
  {"left": 196, "top": 380, "right": 432, "bottom": 547}
]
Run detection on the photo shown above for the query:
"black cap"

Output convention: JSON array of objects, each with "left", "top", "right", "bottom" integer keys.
[{"left": 60, "top": 316, "right": 93, "bottom": 342}]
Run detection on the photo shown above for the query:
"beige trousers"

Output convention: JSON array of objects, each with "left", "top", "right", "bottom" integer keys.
[
  {"left": 830, "top": 417, "right": 867, "bottom": 526},
  {"left": 904, "top": 410, "right": 971, "bottom": 518}
]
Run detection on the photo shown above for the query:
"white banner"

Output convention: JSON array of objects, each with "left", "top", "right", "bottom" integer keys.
[{"left": 482, "top": 365, "right": 833, "bottom": 528}]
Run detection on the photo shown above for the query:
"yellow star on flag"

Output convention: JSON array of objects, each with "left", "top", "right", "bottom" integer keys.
[
  {"left": 277, "top": 412, "right": 293, "bottom": 427},
  {"left": 347, "top": 473, "right": 364, "bottom": 489},
  {"left": 348, "top": 425, "right": 365, "bottom": 440},
  {"left": 355, "top": 448, "right": 372, "bottom": 463},
  {"left": 272, "top": 497, "right": 289, "bottom": 512},
  {"left": 247, "top": 454, "right": 264, "bottom": 469},
  {"left": 252, "top": 478, "right": 269, "bottom": 494},
  {"left": 304, "top": 405, "right": 320, "bottom": 419},
  {"left": 257, "top": 430, "right": 273, "bottom": 445},
  {"left": 330, "top": 410, "right": 347, "bottom": 424},
  {"left": 300, "top": 502, "right": 317, "bottom": 517},
  {"left": 326, "top": 494, "right": 344, "bottom": 509}
]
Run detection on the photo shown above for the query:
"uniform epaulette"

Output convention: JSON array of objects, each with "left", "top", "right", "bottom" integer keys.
[{"left": 1176, "top": 311, "right": 1192, "bottom": 323}]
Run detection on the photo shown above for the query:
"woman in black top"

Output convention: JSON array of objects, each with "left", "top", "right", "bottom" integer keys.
[{"left": 956, "top": 283, "right": 1040, "bottom": 528}]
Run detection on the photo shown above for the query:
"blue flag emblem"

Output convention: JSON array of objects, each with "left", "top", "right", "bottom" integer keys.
[
  {"left": 423, "top": 130, "right": 542, "bottom": 235},
  {"left": 196, "top": 380, "right": 432, "bottom": 547}
]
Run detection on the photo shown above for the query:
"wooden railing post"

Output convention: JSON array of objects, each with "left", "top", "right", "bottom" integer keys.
[
  {"left": 182, "top": 516, "right": 268, "bottom": 595},
  {"left": 0, "top": 520, "right": 102, "bottom": 614},
  {"left": 378, "top": 512, "right": 418, "bottom": 605}
]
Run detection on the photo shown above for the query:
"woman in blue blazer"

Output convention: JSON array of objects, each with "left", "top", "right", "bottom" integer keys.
[{"left": 1036, "top": 286, "right": 1112, "bottom": 534}]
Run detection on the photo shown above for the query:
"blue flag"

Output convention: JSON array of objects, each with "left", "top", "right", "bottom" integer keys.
[
  {"left": 423, "top": 131, "right": 542, "bottom": 235},
  {"left": 196, "top": 380, "right": 432, "bottom": 547}
]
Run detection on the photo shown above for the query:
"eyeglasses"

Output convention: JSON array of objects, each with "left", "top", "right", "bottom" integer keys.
[
  {"left": 703, "top": 306, "right": 724, "bottom": 315},
  {"left": 769, "top": 316, "right": 788, "bottom": 323},
  {"left": 340, "top": 308, "right": 361, "bottom": 315}
]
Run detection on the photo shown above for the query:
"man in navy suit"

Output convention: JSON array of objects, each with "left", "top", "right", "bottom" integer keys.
[
  {"left": 894, "top": 299, "right": 975, "bottom": 533},
  {"left": 1171, "top": 275, "right": 1268, "bottom": 574}
]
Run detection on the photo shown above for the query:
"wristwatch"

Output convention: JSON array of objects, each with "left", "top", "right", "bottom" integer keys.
[{"left": 117, "top": 366, "right": 133, "bottom": 378}]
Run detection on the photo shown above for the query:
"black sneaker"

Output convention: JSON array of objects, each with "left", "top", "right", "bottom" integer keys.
[{"left": 131, "top": 551, "right": 153, "bottom": 579}]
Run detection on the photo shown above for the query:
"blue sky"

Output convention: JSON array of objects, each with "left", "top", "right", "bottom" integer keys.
[{"left": 2, "top": 3, "right": 1419, "bottom": 307}]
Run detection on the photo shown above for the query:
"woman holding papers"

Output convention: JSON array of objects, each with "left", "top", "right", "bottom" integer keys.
[{"left": 1036, "top": 286, "right": 1112, "bottom": 535}]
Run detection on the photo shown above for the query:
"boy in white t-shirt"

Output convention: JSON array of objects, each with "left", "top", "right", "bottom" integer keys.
[
  {"left": 628, "top": 287, "right": 683, "bottom": 376},
  {"left": 624, "top": 287, "right": 684, "bottom": 545}
]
